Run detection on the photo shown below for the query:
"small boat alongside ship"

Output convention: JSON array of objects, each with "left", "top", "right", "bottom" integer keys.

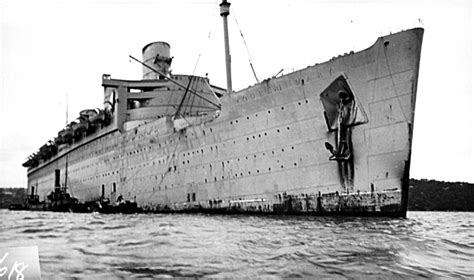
[{"left": 21, "top": 1, "right": 423, "bottom": 217}]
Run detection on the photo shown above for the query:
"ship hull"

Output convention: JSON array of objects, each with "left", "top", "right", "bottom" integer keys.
[{"left": 25, "top": 28, "right": 423, "bottom": 217}]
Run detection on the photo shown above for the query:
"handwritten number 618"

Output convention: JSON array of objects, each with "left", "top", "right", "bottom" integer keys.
[{"left": 0, "top": 253, "right": 28, "bottom": 280}]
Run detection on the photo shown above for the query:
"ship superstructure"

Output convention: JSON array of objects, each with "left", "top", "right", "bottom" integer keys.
[{"left": 23, "top": 2, "right": 423, "bottom": 217}]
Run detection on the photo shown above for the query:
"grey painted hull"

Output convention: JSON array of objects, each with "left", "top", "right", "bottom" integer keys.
[{"left": 26, "top": 28, "right": 424, "bottom": 217}]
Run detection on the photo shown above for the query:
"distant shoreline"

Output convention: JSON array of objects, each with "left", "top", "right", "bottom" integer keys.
[{"left": 408, "top": 179, "right": 473, "bottom": 212}]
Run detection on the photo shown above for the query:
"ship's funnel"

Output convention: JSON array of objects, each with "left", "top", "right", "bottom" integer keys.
[{"left": 142, "top": 41, "right": 172, "bottom": 80}]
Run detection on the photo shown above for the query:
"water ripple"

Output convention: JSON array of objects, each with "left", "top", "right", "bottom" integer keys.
[{"left": 1, "top": 210, "right": 474, "bottom": 278}]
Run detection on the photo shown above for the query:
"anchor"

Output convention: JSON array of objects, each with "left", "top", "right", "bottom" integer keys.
[{"left": 325, "top": 90, "right": 352, "bottom": 161}]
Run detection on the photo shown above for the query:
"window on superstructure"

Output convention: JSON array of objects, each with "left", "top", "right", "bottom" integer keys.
[
  {"left": 113, "top": 183, "right": 116, "bottom": 193},
  {"left": 192, "top": 193, "right": 196, "bottom": 202}
]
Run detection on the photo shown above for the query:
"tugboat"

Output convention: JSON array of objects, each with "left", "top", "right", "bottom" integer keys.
[
  {"left": 24, "top": 193, "right": 45, "bottom": 211},
  {"left": 89, "top": 195, "right": 141, "bottom": 214},
  {"left": 25, "top": 166, "right": 78, "bottom": 212},
  {"left": 43, "top": 187, "right": 78, "bottom": 212}
]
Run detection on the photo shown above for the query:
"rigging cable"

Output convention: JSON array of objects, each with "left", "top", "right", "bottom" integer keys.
[
  {"left": 231, "top": 8, "right": 260, "bottom": 83},
  {"left": 193, "top": 30, "right": 213, "bottom": 75},
  {"left": 175, "top": 76, "right": 194, "bottom": 118},
  {"left": 193, "top": 1, "right": 218, "bottom": 76}
]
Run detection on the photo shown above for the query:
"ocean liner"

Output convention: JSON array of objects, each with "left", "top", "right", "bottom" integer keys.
[{"left": 23, "top": 1, "right": 423, "bottom": 217}]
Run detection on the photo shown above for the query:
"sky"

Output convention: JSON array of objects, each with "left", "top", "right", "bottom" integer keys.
[{"left": 0, "top": 0, "right": 472, "bottom": 188}]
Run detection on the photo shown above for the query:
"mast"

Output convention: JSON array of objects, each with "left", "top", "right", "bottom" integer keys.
[{"left": 220, "top": 0, "right": 232, "bottom": 94}]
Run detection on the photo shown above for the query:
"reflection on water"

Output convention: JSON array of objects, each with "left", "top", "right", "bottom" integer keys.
[{"left": 1, "top": 210, "right": 473, "bottom": 279}]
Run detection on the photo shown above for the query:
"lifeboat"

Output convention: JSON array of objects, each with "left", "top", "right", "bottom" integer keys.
[
  {"left": 37, "top": 142, "right": 57, "bottom": 160},
  {"left": 80, "top": 109, "right": 98, "bottom": 120},
  {"left": 89, "top": 109, "right": 106, "bottom": 125},
  {"left": 54, "top": 135, "right": 65, "bottom": 146},
  {"left": 59, "top": 125, "right": 74, "bottom": 140},
  {"left": 22, "top": 156, "right": 35, "bottom": 167},
  {"left": 72, "top": 119, "right": 89, "bottom": 135}
]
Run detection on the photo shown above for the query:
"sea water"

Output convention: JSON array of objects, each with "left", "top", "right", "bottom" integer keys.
[{"left": 1, "top": 210, "right": 472, "bottom": 279}]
